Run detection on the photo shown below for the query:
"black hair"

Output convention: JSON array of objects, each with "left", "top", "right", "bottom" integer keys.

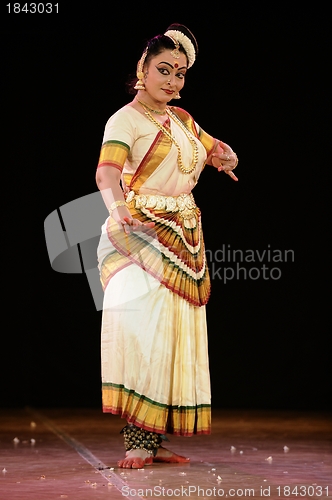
[{"left": 126, "top": 23, "right": 198, "bottom": 95}]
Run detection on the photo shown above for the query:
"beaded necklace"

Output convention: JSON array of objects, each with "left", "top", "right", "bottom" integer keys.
[{"left": 139, "top": 102, "right": 199, "bottom": 174}]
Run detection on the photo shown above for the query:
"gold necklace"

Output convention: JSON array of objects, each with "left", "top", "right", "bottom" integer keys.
[
  {"left": 140, "top": 104, "right": 199, "bottom": 174},
  {"left": 136, "top": 98, "right": 167, "bottom": 115}
]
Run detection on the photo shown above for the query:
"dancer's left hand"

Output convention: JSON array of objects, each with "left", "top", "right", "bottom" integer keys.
[{"left": 211, "top": 140, "right": 239, "bottom": 181}]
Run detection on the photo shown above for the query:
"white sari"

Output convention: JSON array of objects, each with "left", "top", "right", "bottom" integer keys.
[{"left": 97, "top": 105, "right": 214, "bottom": 436}]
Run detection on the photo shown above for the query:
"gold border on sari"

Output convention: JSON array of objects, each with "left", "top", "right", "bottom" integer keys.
[{"left": 102, "top": 383, "right": 211, "bottom": 436}]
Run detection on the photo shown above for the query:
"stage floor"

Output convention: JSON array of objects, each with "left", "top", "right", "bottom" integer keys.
[{"left": 0, "top": 408, "right": 331, "bottom": 499}]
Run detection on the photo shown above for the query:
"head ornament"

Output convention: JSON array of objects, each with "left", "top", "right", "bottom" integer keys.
[{"left": 164, "top": 29, "right": 196, "bottom": 68}]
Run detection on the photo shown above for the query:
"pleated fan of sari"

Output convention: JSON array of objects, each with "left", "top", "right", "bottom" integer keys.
[{"left": 100, "top": 205, "right": 211, "bottom": 307}]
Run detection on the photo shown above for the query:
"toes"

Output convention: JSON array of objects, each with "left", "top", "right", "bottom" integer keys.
[
  {"left": 117, "top": 458, "right": 145, "bottom": 469},
  {"left": 117, "top": 459, "right": 131, "bottom": 468}
]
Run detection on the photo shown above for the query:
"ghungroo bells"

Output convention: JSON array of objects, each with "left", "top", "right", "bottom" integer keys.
[{"left": 121, "top": 424, "right": 165, "bottom": 456}]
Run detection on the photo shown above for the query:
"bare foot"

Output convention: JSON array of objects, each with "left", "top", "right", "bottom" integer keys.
[
  {"left": 154, "top": 446, "right": 190, "bottom": 463},
  {"left": 118, "top": 449, "right": 153, "bottom": 468}
]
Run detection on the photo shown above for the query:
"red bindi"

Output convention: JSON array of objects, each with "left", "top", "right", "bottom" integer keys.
[{"left": 174, "top": 63, "right": 179, "bottom": 68}]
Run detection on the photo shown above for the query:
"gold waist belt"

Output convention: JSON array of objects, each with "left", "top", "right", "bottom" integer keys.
[{"left": 125, "top": 190, "right": 197, "bottom": 220}]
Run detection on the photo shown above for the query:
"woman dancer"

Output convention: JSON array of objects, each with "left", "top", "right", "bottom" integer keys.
[{"left": 96, "top": 23, "right": 238, "bottom": 469}]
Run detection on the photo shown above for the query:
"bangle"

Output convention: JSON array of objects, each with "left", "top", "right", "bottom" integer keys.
[{"left": 108, "top": 200, "right": 127, "bottom": 215}]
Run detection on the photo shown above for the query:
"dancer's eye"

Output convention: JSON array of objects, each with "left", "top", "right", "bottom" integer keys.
[{"left": 157, "top": 67, "right": 170, "bottom": 75}]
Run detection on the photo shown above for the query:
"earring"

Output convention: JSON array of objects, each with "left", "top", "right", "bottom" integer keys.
[
  {"left": 134, "top": 71, "right": 145, "bottom": 90},
  {"left": 174, "top": 92, "right": 181, "bottom": 99},
  {"left": 134, "top": 48, "right": 148, "bottom": 90}
]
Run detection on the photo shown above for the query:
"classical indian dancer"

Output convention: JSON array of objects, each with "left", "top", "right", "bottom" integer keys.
[{"left": 96, "top": 23, "right": 238, "bottom": 468}]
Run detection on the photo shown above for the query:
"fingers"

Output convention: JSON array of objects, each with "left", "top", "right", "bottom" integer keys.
[
  {"left": 218, "top": 140, "right": 232, "bottom": 154},
  {"left": 226, "top": 170, "right": 238, "bottom": 181},
  {"left": 216, "top": 158, "right": 235, "bottom": 170},
  {"left": 122, "top": 217, "right": 156, "bottom": 233},
  {"left": 216, "top": 165, "right": 238, "bottom": 181},
  {"left": 212, "top": 151, "right": 235, "bottom": 166},
  {"left": 212, "top": 145, "right": 238, "bottom": 180},
  {"left": 216, "top": 155, "right": 232, "bottom": 165}
]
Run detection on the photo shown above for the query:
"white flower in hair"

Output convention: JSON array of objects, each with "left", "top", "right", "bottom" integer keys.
[{"left": 164, "top": 29, "right": 196, "bottom": 68}]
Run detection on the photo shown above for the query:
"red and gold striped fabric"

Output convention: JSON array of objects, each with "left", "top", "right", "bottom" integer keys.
[
  {"left": 97, "top": 140, "right": 129, "bottom": 172},
  {"left": 102, "top": 383, "right": 211, "bottom": 436}
]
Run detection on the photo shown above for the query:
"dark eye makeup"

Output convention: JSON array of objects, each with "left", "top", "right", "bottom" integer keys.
[{"left": 157, "top": 66, "right": 186, "bottom": 79}]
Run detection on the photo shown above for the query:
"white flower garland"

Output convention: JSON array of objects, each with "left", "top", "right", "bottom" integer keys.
[{"left": 164, "top": 29, "right": 196, "bottom": 68}]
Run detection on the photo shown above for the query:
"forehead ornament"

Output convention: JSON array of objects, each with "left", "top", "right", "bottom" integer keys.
[
  {"left": 164, "top": 29, "right": 196, "bottom": 68},
  {"left": 166, "top": 35, "right": 180, "bottom": 59}
]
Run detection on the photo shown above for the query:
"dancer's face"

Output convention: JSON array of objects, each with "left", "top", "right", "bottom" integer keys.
[{"left": 144, "top": 50, "right": 187, "bottom": 104}]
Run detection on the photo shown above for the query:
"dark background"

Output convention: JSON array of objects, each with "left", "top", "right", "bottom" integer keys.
[{"left": 2, "top": 4, "right": 330, "bottom": 411}]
